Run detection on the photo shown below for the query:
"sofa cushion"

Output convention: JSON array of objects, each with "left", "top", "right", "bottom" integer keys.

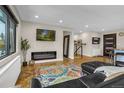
[
  {"left": 96, "top": 74, "right": 124, "bottom": 88},
  {"left": 46, "top": 78, "right": 87, "bottom": 88},
  {"left": 79, "top": 72, "right": 106, "bottom": 88},
  {"left": 81, "top": 61, "right": 113, "bottom": 74}
]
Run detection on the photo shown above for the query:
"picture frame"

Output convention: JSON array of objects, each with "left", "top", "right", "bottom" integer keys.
[{"left": 92, "top": 37, "right": 100, "bottom": 44}]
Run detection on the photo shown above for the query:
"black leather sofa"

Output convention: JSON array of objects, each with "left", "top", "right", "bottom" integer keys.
[
  {"left": 81, "top": 61, "right": 113, "bottom": 75},
  {"left": 31, "top": 72, "right": 124, "bottom": 88},
  {"left": 31, "top": 72, "right": 106, "bottom": 88}
]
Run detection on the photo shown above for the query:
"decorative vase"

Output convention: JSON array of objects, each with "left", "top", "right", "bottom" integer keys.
[{"left": 23, "top": 61, "right": 27, "bottom": 66}]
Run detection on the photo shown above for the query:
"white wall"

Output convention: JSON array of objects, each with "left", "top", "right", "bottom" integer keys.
[
  {"left": 0, "top": 56, "right": 21, "bottom": 88},
  {"left": 21, "top": 21, "right": 73, "bottom": 63},
  {"left": 63, "top": 31, "right": 74, "bottom": 59},
  {"left": 74, "top": 30, "right": 124, "bottom": 57},
  {"left": 74, "top": 32, "right": 101, "bottom": 57}
]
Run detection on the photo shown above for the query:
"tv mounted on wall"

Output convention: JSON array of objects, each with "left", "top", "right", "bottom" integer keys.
[{"left": 36, "top": 29, "right": 56, "bottom": 41}]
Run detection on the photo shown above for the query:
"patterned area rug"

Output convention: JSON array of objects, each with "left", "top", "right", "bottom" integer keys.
[{"left": 35, "top": 64, "right": 82, "bottom": 87}]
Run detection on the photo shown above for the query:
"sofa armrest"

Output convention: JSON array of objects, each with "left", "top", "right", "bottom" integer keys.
[{"left": 31, "top": 77, "right": 42, "bottom": 88}]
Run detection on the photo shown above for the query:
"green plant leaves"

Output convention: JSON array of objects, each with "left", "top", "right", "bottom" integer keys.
[{"left": 21, "top": 38, "right": 30, "bottom": 51}]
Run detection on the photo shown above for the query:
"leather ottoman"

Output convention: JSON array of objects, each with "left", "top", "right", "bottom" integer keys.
[{"left": 81, "top": 61, "right": 113, "bottom": 75}]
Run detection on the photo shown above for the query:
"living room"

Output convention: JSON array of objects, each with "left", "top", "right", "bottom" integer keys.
[{"left": 1, "top": 4, "right": 124, "bottom": 89}]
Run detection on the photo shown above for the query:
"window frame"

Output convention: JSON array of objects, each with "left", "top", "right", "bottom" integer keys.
[
  {"left": 0, "top": 6, "right": 17, "bottom": 60},
  {"left": 9, "top": 19, "right": 16, "bottom": 55}
]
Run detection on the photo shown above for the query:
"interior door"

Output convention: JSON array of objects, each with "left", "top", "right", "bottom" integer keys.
[
  {"left": 103, "top": 33, "right": 116, "bottom": 56},
  {"left": 63, "top": 35, "right": 70, "bottom": 58}
]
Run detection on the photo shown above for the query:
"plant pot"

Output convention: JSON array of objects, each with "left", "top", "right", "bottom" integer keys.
[{"left": 23, "top": 61, "right": 27, "bottom": 66}]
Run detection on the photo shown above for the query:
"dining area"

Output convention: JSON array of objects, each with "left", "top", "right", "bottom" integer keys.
[{"left": 105, "top": 48, "right": 124, "bottom": 66}]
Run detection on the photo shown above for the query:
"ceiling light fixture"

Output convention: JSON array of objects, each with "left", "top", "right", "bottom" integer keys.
[
  {"left": 59, "top": 20, "right": 63, "bottom": 23},
  {"left": 80, "top": 30, "right": 82, "bottom": 33},
  {"left": 102, "top": 29, "right": 105, "bottom": 31},
  {"left": 35, "top": 15, "right": 39, "bottom": 18},
  {"left": 85, "top": 25, "right": 89, "bottom": 28}
]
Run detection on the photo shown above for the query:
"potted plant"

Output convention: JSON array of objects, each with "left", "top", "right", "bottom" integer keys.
[{"left": 21, "top": 38, "right": 30, "bottom": 66}]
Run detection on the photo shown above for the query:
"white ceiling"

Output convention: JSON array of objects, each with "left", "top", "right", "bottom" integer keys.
[{"left": 15, "top": 5, "right": 124, "bottom": 33}]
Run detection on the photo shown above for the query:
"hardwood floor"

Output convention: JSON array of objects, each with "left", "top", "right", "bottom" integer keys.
[{"left": 15, "top": 56, "right": 110, "bottom": 88}]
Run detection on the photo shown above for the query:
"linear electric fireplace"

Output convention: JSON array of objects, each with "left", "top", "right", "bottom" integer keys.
[{"left": 31, "top": 51, "right": 56, "bottom": 60}]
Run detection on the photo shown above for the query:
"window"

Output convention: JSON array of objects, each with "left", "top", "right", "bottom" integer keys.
[
  {"left": 0, "top": 9, "right": 8, "bottom": 58},
  {"left": 0, "top": 6, "right": 17, "bottom": 59}
]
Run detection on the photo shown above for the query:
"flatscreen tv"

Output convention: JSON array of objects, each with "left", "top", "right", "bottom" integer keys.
[{"left": 36, "top": 29, "right": 56, "bottom": 41}]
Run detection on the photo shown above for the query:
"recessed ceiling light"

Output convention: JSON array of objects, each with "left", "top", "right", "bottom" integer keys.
[
  {"left": 59, "top": 20, "right": 63, "bottom": 23},
  {"left": 102, "top": 29, "right": 105, "bottom": 31},
  {"left": 85, "top": 25, "right": 88, "bottom": 28},
  {"left": 35, "top": 15, "right": 39, "bottom": 18}
]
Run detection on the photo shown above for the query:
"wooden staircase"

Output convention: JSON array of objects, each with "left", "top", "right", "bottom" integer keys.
[{"left": 74, "top": 40, "right": 86, "bottom": 57}]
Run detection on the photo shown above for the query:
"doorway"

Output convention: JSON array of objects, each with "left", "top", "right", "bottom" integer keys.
[
  {"left": 63, "top": 35, "right": 70, "bottom": 58},
  {"left": 103, "top": 33, "right": 116, "bottom": 56}
]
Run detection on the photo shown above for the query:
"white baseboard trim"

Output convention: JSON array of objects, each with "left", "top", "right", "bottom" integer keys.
[{"left": 68, "top": 57, "right": 74, "bottom": 59}]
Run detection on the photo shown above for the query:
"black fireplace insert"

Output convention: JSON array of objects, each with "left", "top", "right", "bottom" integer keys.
[{"left": 31, "top": 51, "right": 56, "bottom": 60}]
